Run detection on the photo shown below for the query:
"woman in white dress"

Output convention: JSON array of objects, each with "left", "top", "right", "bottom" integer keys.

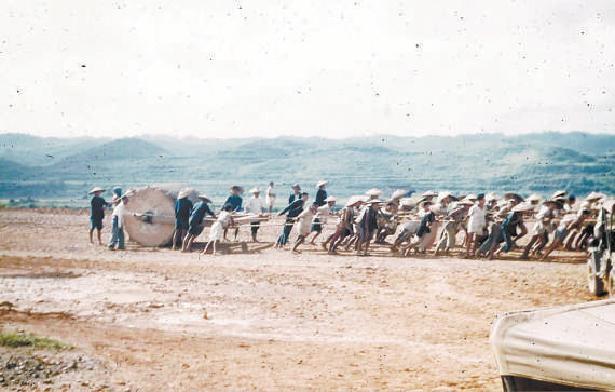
[
  {"left": 265, "top": 182, "right": 276, "bottom": 214},
  {"left": 202, "top": 204, "right": 234, "bottom": 255},
  {"left": 466, "top": 194, "right": 487, "bottom": 257}
]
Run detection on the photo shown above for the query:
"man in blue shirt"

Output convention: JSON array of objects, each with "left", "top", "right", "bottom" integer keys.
[
  {"left": 275, "top": 192, "right": 309, "bottom": 247},
  {"left": 223, "top": 186, "right": 243, "bottom": 241},
  {"left": 288, "top": 184, "right": 301, "bottom": 204},
  {"left": 172, "top": 190, "right": 193, "bottom": 250},
  {"left": 182, "top": 194, "right": 216, "bottom": 253},
  {"left": 88, "top": 187, "right": 108, "bottom": 245},
  {"left": 315, "top": 180, "right": 328, "bottom": 206}
]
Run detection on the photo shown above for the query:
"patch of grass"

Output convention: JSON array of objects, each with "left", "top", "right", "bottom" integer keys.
[{"left": 0, "top": 332, "right": 72, "bottom": 350}]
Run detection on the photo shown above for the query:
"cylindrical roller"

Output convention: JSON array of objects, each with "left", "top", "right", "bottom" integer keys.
[{"left": 123, "top": 185, "right": 198, "bottom": 247}]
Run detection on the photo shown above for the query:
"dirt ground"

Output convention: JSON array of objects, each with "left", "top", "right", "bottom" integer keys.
[{"left": 0, "top": 209, "right": 593, "bottom": 391}]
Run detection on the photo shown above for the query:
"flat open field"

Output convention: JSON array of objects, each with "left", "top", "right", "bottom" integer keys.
[{"left": 0, "top": 209, "right": 593, "bottom": 390}]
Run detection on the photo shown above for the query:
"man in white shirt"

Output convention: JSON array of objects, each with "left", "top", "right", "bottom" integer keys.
[
  {"left": 309, "top": 196, "right": 336, "bottom": 245},
  {"left": 244, "top": 188, "right": 266, "bottom": 242},
  {"left": 466, "top": 194, "right": 487, "bottom": 257},
  {"left": 108, "top": 194, "right": 128, "bottom": 250}
]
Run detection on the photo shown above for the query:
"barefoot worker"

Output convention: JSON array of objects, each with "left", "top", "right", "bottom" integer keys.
[
  {"left": 108, "top": 193, "right": 129, "bottom": 251},
  {"left": 203, "top": 204, "right": 234, "bottom": 255},
  {"left": 182, "top": 194, "right": 215, "bottom": 253},
  {"left": 355, "top": 198, "right": 381, "bottom": 256},
  {"left": 244, "top": 187, "right": 266, "bottom": 242},
  {"left": 172, "top": 189, "right": 193, "bottom": 251},
  {"left": 89, "top": 186, "right": 108, "bottom": 245},
  {"left": 309, "top": 196, "right": 336, "bottom": 245},
  {"left": 276, "top": 192, "right": 309, "bottom": 248},
  {"left": 292, "top": 203, "right": 318, "bottom": 253},
  {"left": 223, "top": 186, "right": 244, "bottom": 241}
]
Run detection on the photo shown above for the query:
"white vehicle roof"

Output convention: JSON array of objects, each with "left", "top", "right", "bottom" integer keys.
[{"left": 490, "top": 299, "right": 615, "bottom": 390}]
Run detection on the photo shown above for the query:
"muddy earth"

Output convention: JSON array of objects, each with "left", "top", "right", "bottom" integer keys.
[{"left": 0, "top": 209, "right": 592, "bottom": 390}]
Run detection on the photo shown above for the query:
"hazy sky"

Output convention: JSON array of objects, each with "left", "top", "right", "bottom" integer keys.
[{"left": 2, "top": 0, "right": 614, "bottom": 138}]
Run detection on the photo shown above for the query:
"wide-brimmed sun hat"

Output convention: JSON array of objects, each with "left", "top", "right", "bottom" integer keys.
[
  {"left": 421, "top": 190, "right": 438, "bottom": 197},
  {"left": 527, "top": 193, "right": 542, "bottom": 203},
  {"left": 391, "top": 189, "right": 407, "bottom": 200},
  {"left": 249, "top": 187, "right": 261, "bottom": 194},
  {"left": 465, "top": 193, "right": 478, "bottom": 201},
  {"left": 367, "top": 198, "right": 383, "bottom": 204},
  {"left": 324, "top": 196, "right": 336, "bottom": 203},
  {"left": 485, "top": 192, "right": 498, "bottom": 202},
  {"left": 198, "top": 194, "right": 212, "bottom": 202},
  {"left": 316, "top": 180, "right": 328, "bottom": 188},
  {"left": 178, "top": 189, "right": 191, "bottom": 199},
  {"left": 551, "top": 190, "right": 567, "bottom": 199},
  {"left": 512, "top": 202, "right": 535, "bottom": 213},
  {"left": 585, "top": 191, "right": 605, "bottom": 202},
  {"left": 366, "top": 188, "right": 383, "bottom": 196},
  {"left": 291, "top": 183, "right": 301, "bottom": 190},
  {"left": 88, "top": 187, "right": 105, "bottom": 194},
  {"left": 419, "top": 200, "right": 434, "bottom": 208},
  {"left": 437, "top": 191, "right": 452, "bottom": 201}
]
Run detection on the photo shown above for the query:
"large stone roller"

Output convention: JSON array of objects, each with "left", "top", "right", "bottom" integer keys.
[{"left": 123, "top": 185, "right": 199, "bottom": 247}]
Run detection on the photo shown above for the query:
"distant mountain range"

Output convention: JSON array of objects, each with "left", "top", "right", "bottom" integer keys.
[{"left": 0, "top": 132, "right": 613, "bottom": 206}]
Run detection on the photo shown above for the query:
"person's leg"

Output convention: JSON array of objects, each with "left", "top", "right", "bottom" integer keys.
[
  {"left": 108, "top": 216, "right": 119, "bottom": 249},
  {"left": 282, "top": 221, "right": 293, "bottom": 245},
  {"left": 96, "top": 228, "right": 102, "bottom": 245},
  {"left": 521, "top": 234, "right": 538, "bottom": 259},
  {"left": 182, "top": 234, "right": 192, "bottom": 252},
  {"left": 202, "top": 240, "right": 211, "bottom": 255},
  {"left": 212, "top": 240, "right": 218, "bottom": 255},
  {"left": 250, "top": 222, "right": 259, "bottom": 242},
  {"left": 292, "top": 235, "right": 305, "bottom": 253},
  {"left": 172, "top": 229, "right": 180, "bottom": 250},
  {"left": 89, "top": 227, "right": 94, "bottom": 244},
  {"left": 223, "top": 228, "right": 228, "bottom": 241},
  {"left": 118, "top": 227, "right": 125, "bottom": 249},
  {"left": 466, "top": 232, "right": 475, "bottom": 256}
]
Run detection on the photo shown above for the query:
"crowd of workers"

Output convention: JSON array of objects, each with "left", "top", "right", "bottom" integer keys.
[{"left": 87, "top": 182, "right": 609, "bottom": 259}]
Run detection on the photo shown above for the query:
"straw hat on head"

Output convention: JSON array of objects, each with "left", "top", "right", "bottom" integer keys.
[
  {"left": 391, "top": 189, "right": 407, "bottom": 200},
  {"left": 421, "top": 190, "right": 438, "bottom": 197},
  {"left": 585, "top": 191, "right": 605, "bottom": 202},
  {"left": 316, "top": 180, "right": 328, "bottom": 188},
  {"left": 366, "top": 188, "right": 383, "bottom": 196},
  {"left": 367, "top": 198, "right": 383, "bottom": 205},
  {"left": 399, "top": 197, "right": 414, "bottom": 207},
  {"left": 465, "top": 193, "right": 478, "bottom": 201},
  {"left": 551, "top": 190, "right": 567, "bottom": 199},
  {"left": 249, "top": 187, "right": 261, "bottom": 194},
  {"left": 437, "top": 191, "right": 452, "bottom": 202},
  {"left": 485, "top": 192, "right": 498, "bottom": 202},
  {"left": 324, "top": 196, "right": 336, "bottom": 203},
  {"left": 88, "top": 186, "right": 105, "bottom": 194},
  {"left": 458, "top": 199, "right": 475, "bottom": 206},
  {"left": 178, "top": 189, "right": 190, "bottom": 199},
  {"left": 512, "top": 202, "right": 534, "bottom": 213},
  {"left": 198, "top": 194, "right": 212, "bottom": 202},
  {"left": 291, "top": 183, "right": 301, "bottom": 190},
  {"left": 419, "top": 200, "right": 434, "bottom": 208},
  {"left": 527, "top": 193, "right": 541, "bottom": 203},
  {"left": 345, "top": 196, "right": 362, "bottom": 207}
]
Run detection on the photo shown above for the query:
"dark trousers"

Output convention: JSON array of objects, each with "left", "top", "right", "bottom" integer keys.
[
  {"left": 276, "top": 220, "right": 293, "bottom": 245},
  {"left": 108, "top": 216, "right": 125, "bottom": 249},
  {"left": 251, "top": 221, "right": 260, "bottom": 235}
]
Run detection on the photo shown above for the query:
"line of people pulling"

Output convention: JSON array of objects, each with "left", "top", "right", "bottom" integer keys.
[{"left": 89, "top": 183, "right": 608, "bottom": 259}]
